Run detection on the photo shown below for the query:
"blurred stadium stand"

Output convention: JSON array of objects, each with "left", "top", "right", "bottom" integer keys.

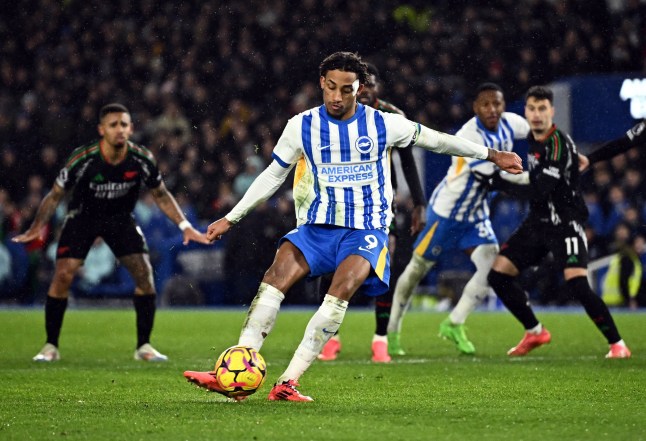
[{"left": 1, "top": 0, "right": 645, "bottom": 306}]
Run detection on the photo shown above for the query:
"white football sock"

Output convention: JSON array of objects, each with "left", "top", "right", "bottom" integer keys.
[
  {"left": 387, "top": 254, "right": 435, "bottom": 333},
  {"left": 372, "top": 334, "right": 387, "bottom": 343},
  {"left": 278, "top": 294, "right": 348, "bottom": 383},
  {"left": 449, "top": 244, "right": 498, "bottom": 325},
  {"left": 528, "top": 323, "right": 543, "bottom": 334},
  {"left": 238, "top": 283, "right": 285, "bottom": 351}
]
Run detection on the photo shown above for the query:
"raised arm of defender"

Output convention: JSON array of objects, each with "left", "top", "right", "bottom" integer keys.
[{"left": 413, "top": 124, "right": 523, "bottom": 174}]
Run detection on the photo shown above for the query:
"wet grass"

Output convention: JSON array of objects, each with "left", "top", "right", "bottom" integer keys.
[{"left": 0, "top": 308, "right": 644, "bottom": 440}]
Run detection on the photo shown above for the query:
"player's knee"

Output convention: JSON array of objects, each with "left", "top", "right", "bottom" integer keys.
[
  {"left": 565, "top": 276, "right": 594, "bottom": 302},
  {"left": 411, "top": 253, "right": 434, "bottom": 274},
  {"left": 262, "top": 269, "right": 291, "bottom": 293},
  {"left": 471, "top": 244, "right": 499, "bottom": 268},
  {"left": 53, "top": 267, "right": 77, "bottom": 287},
  {"left": 487, "top": 270, "right": 513, "bottom": 296}
]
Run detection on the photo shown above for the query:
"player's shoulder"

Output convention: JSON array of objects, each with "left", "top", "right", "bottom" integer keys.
[
  {"left": 500, "top": 112, "right": 530, "bottom": 135},
  {"left": 501, "top": 111, "right": 527, "bottom": 126},
  {"left": 127, "top": 141, "right": 157, "bottom": 164},
  {"left": 552, "top": 126, "right": 576, "bottom": 148},
  {"left": 65, "top": 140, "right": 101, "bottom": 169},
  {"left": 372, "top": 105, "right": 408, "bottom": 125},
  {"left": 455, "top": 117, "right": 481, "bottom": 140}
]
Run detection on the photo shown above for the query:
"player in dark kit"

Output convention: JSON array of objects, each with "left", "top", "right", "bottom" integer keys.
[
  {"left": 13, "top": 103, "right": 209, "bottom": 362},
  {"left": 317, "top": 63, "right": 426, "bottom": 362},
  {"left": 477, "top": 86, "right": 631, "bottom": 358}
]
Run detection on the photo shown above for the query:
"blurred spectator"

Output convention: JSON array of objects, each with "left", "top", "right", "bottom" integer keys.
[
  {"left": 1, "top": 0, "right": 645, "bottom": 304},
  {"left": 233, "top": 156, "right": 264, "bottom": 199},
  {"left": 602, "top": 229, "right": 645, "bottom": 309}
]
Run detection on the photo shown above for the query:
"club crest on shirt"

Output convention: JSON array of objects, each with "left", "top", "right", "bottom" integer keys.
[{"left": 355, "top": 135, "right": 374, "bottom": 154}]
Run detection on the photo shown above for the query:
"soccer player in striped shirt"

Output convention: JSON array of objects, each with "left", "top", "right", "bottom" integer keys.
[
  {"left": 184, "top": 52, "right": 522, "bottom": 401},
  {"left": 317, "top": 62, "right": 427, "bottom": 363},
  {"left": 387, "top": 83, "right": 530, "bottom": 355},
  {"left": 13, "top": 103, "right": 209, "bottom": 363}
]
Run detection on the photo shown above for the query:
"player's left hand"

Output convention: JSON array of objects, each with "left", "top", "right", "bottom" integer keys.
[
  {"left": 490, "top": 150, "right": 522, "bottom": 174},
  {"left": 206, "top": 217, "right": 233, "bottom": 243},
  {"left": 11, "top": 228, "right": 44, "bottom": 244},
  {"left": 182, "top": 226, "right": 211, "bottom": 246},
  {"left": 410, "top": 205, "right": 426, "bottom": 235}
]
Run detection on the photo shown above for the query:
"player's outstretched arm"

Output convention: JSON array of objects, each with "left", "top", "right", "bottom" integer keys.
[
  {"left": 587, "top": 119, "right": 646, "bottom": 165},
  {"left": 413, "top": 124, "right": 523, "bottom": 174},
  {"left": 12, "top": 183, "right": 65, "bottom": 243},
  {"left": 150, "top": 182, "right": 210, "bottom": 245}
]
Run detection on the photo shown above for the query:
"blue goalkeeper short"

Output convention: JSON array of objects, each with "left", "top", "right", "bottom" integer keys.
[{"left": 279, "top": 224, "right": 390, "bottom": 296}]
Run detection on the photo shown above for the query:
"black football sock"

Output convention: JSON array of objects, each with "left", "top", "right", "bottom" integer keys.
[
  {"left": 488, "top": 270, "right": 540, "bottom": 330},
  {"left": 374, "top": 293, "right": 392, "bottom": 336},
  {"left": 45, "top": 296, "right": 68, "bottom": 347},
  {"left": 134, "top": 294, "right": 157, "bottom": 348},
  {"left": 567, "top": 276, "right": 621, "bottom": 344}
]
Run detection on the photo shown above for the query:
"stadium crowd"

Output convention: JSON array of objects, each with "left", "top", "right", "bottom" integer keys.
[{"left": 1, "top": 0, "right": 645, "bottom": 305}]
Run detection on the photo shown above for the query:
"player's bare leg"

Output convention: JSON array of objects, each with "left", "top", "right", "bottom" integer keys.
[
  {"left": 33, "top": 258, "right": 83, "bottom": 362},
  {"left": 120, "top": 253, "right": 167, "bottom": 361}
]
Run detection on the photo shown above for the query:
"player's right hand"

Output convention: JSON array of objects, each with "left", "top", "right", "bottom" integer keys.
[
  {"left": 490, "top": 150, "right": 522, "bottom": 174},
  {"left": 206, "top": 218, "right": 233, "bottom": 243},
  {"left": 410, "top": 205, "right": 426, "bottom": 235},
  {"left": 12, "top": 228, "right": 43, "bottom": 243}
]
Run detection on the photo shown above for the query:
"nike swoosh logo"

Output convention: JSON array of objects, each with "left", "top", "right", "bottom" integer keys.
[
  {"left": 322, "top": 328, "right": 336, "bottom": 335},
  {"left": 358, "top": 246, "right": 374, "bottom": 254},
  {"left": 316, "top": 144, "right": 334, "bottom": 150}
]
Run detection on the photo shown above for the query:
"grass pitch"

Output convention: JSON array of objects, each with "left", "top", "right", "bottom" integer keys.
[{"left": 0, "top": 308, "right": 644, "bottom": 441}]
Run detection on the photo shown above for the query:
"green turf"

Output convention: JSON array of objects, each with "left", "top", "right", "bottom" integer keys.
[{"left": 0, "top": 308, "right": 644, "bottom": 441}]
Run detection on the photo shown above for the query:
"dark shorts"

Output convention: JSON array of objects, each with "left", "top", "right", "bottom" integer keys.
[
  {"left": 56, "top": 212, "right": 148, "bottom": 260},
  {"left": 500, "top": 217, "right": 588, "bottom": 272}
]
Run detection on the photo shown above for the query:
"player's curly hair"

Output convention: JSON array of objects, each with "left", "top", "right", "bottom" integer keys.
[
  {"left": 525, "top": 86, "right": 553, "bottom": 104},
  {"left": 99, "top": 103, "right": 130, "bottom": 121},
  {"left": 319, "top": 52, "right": 368, "bottom": 84}
]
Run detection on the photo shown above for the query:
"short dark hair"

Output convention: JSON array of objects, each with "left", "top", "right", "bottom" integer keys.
[
  {"left": 365, "top": 62, "right": 379, "bottom": 79},
  {"left": 99, "top": 103, "right": 129, "bottom": 121},
  {"left": 525, "top": 86, "right": 553, "bottom": 104},
  {"left": 475, "top": 82, "right": 503, "bottom": 99},
  {"left": 319, "top": 52, "right": 368, "bottom": 84}
]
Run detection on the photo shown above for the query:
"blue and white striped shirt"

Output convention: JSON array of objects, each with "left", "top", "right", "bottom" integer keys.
[
  {"left": 430, "top": 112, "right": 529, "bottom": 222},
  {"left": 273, "top": 104, "right": 416, "bottom": 230}
]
